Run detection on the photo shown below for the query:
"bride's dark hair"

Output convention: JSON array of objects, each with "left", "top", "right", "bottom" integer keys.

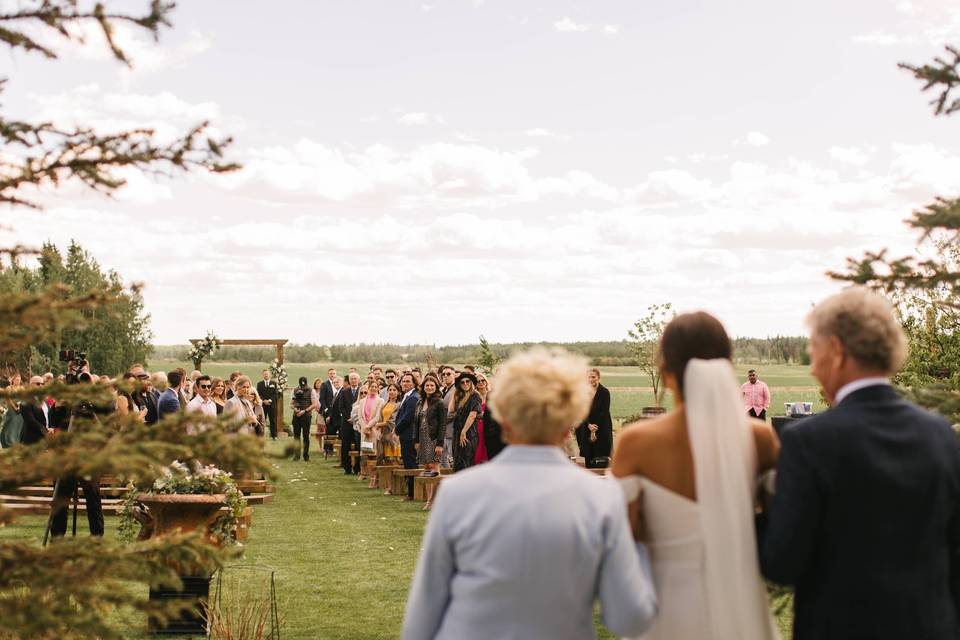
[{"left": 658, "top": 311, "right": 732, "bottom": 396}]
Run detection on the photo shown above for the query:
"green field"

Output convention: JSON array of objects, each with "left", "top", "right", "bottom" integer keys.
[{"left": 156, "top": 360, "right": 824, "bottom": 423}]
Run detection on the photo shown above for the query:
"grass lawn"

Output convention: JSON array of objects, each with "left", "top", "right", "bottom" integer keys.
[{"left": 0, "top": 439, "right": 794, "bottom": 638}]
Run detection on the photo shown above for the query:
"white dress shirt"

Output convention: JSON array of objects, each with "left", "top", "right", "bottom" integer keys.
[{"left": 186, "top": 394, "right": 217, "bottom": 417}]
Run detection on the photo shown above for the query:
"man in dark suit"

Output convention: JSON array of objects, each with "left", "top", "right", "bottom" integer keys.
[
  {"left": 394, "top": 371, "right": 420, "bottom": 499},
  {"left": 20, "top": 376, "right": 51, "bottom": 444},
  {"left": 257, "top": 369, "right": 279, "bottom": 439},
  {"left": 319, "top": 367, "right": 336, "bottom": 429},
  {"left": 759, "top": 287, "right": 960, "bottom": 640},
  {"left": 576, "top": 369, "right": 612, "bottom": 467},
  {"left": 157, "top": 370, "right": 184, "bottom": 421},
  {"left": 333, "top": 372, "right": 360, "bottom": 474}
]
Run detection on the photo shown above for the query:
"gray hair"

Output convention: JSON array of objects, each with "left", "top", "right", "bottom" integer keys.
[{"left": 806, "top": 286, "right": 908, "bottom": 374}]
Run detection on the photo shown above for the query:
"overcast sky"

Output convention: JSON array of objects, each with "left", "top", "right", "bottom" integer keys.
[{"left": 3, "top": 0, "right": 960, "bottom": 345}]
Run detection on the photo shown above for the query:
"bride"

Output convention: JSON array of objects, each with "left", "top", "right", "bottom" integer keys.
[{"left": 612, "top": 311, "right": 780, "bottom": 640}]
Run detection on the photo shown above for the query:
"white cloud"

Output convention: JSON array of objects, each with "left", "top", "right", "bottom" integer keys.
[
  {"left": 397, "top": 112, "right": 445, "bottom": 126},
  {"left": 895, "top": 1, "right": 916, "bottom": 15},
  {"left": 746, "top": 131, "right": 771, "bottom": 147},
  {"left": 553, "top": 17, "right": 620, "bottom": 34},
  {"left": 829, "top": 145, "right": 871, "bottom": 166},
  {"left": 852, "top": 30, "right": 915, "bottom": 46},
  {"left": 554, "top": 17, "right": 590, "bottom": 32}
]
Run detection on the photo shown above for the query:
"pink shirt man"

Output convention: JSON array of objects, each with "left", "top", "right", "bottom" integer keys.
[{"left": 740, "top": 370, "right": 770, "bottom": 417}]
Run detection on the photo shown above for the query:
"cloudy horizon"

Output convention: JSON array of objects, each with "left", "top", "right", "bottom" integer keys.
[{"left": 4, "top": 0, "right": 960, "bottom": 345}]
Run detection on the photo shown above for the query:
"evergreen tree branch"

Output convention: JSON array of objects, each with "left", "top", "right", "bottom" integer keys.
[
  {"left": 0, "top": 0, "right": 175, "bottom": 65},
  {"left": 900, "top": 45, "right": 960, "bottom": 116}
]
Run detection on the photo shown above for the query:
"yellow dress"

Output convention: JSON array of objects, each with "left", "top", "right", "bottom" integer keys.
[{"left": 379, "top": 402, "right": 401, "bottom": 458}]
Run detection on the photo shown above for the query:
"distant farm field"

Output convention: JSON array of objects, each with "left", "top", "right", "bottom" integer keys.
[{"left": 154, "top": 360, "right": 823, "bottom": 423}]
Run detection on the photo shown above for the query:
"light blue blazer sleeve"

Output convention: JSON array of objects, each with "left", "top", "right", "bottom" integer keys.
[
  {"left": 597, "top": 487, "right": 658, "bottom": 637},
  {"left": 402, "top": 488, "right": 454, "bottom": 640}
]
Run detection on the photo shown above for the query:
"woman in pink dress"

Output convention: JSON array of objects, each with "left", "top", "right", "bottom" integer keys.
[{"left": 473, "top": 373, "right": 491, "bottom": 465}]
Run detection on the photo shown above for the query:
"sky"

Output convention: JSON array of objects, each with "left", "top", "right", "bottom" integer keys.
[{"left": 3, "top": 0, "right": 960, "bottom": 345}]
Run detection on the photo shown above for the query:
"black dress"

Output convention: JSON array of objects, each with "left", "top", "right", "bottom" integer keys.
[{"left": 452, "top": 393, "right": 482, "bottom": 472}]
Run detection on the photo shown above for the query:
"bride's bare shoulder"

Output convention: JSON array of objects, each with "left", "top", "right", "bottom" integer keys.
[{"left": 616, "top": 413, "right": 673, "bottom": 452}]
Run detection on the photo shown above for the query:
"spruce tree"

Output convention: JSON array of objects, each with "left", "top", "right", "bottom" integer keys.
[{"left": 0, "top": 3, "right": 269, "bottom": 638}]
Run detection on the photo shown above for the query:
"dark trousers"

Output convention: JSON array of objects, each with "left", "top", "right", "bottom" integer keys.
[
  {"left": 340, "top": 424, "right": 354, "bottom": 473},
  {"left": 51, "top": 475, "right": 104, "bottom": 537},
  {"left": 400, "top": 437, "right": 417, "bottom": 498},
  {"left": 749, "top": 408, "right": 767, "bottom": 421},
  {"left": 575, "top": 425, "right": 593, "bottom": 461},
  {"left": 353, "top": 431, "right": 362, "bottom": 473},
  {"left": 292, "top": 412, "right": 311, "bottom": 460},
  {"left": 265, "top": 403, "right": 278, "bottom": 438}
]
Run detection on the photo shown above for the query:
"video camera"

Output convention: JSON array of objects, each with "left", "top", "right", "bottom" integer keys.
[{"left": 59, "top": 349, "right": 91, "bottom": 385}]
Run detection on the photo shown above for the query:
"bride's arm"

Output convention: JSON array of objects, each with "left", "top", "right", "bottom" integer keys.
[{"left": 751, "top": 418, "right": 780, "bottom": 474}]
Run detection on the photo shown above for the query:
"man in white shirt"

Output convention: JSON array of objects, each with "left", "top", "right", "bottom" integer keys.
[{"left": 185, "top": 375, "right": 217, "bottom": 417}]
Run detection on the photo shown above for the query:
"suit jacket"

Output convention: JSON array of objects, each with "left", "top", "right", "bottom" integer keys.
[
  {"left": 20, "top": 402, "right": 49, "bottom": 445},
  {"left": 157, "top": 388, "right": 182, "bottom": 421},
  {"left": 331, "top": 385, "right": 359, "bottom": 435},
  {"left": 319, "top": 380, "right": 335, "bottom": 418},
  {"left": 144, "top": 388, "right": 160, "bottom": 425},
  {"left": 759, "top": 384, "right": 960, "bottom": 640},
  {"left": 481, "top": 404, "right": 506, "bottom": 459},
  {"left": 402, "top": 445, "right": 657, "bottom": 640},
  {"left": 395, "top": 390, "right": 420, "bottom": 441},
  {"left": 256, "top": 380, "right": 278, "bottom": 408}
]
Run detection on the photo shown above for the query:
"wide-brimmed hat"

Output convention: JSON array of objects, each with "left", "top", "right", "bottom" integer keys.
[{"left": 455, "top": 371, "right": 478, "bottom": 386}]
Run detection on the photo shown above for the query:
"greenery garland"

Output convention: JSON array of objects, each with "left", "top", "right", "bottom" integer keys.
[
  {"left": 187, "top": 331, "right": 221, "bottom": 369},
  {"left": 118, "top": 460, "right": 247, "bottom": 546}
]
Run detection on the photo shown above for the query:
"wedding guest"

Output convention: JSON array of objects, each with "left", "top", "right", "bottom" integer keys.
[
  {"left": 759, "top": 287, "right": 960, "bottom": 640},
  {"left": 210, "top": 377, "right": 227, "bottom": 415},
  {"left": 319, "top": 368, "right": 337, "bottom": 427},
  {"left": 250, "top": 387, "right": 265, "bottom": 436},
  {"left": 187, "top": 369, "right": 202, "bottom": 398},
  {"left": 174, "top": 368, "right": 189, "bottom": 407},
  {"left": 439, "top": 365, "right": 457, "bottom": 468},
  {"left": 416, "top": 375, "right": 446, "bottom": 509},
  {"left": 20, "top": 376, "right": 51, "bottom": 444},
  {"left": 145, "top": 371, "right": 165, "bottom": 424},
  {"left": 381, "top": 369, "right": 399, "bottom": 400},
  {"left": 257, "top": 369, "right": 278, "bottom": 439},
  {"left": 376, "top": 382, "right": 402, "bottom": 492},
  {"left": 477, "top": 373, "right": 506, "bottom": 460},
  {"left": 186, "top": 374, "right": 217, "bottom": 418},
  {"left": 116, "top": 372, "right": 147, "bottom": 421},
  {"left": 473, "top": 373, "right": 491, "bottom": 465},
  {"left": 358, "top": 380, "right": 385, "bottom": 480},
  {"left": 403, "top": 348, "right": 657, "bottom": 640},
  {"left": 226, "top": 371, "right": 242, "bottom": 400},
  {"left": 612, "top": 312, "right": 779, "bottom": 639},
  {"left": 225, "top": 375, "right": 258, "bottom": 433},
  {"left": 334, "top": 372, "right": 361, "bottom": 474},
  {"left": 412, "top": 367, "right": 423, "bottom": 386},
  {"left": 395, "top": 371, "right": 420, "bottom": 499},
  {"left": 451, "top": 371, "right": 481, "bottom": 472},
  {"left": 577, "top": 368, "right": 612, "bottom": 468},
  {"left": 349, "top": 385, "right": 370, "bottom": 476},
  {"left": 157, "top": 370, "right": 184, "bottom": 421},
  {"left": 312, "top": 378, "right": 325, "bottom": 431},
  {"left": 741, "top": 369, "right": 770, "bottom": 420}
]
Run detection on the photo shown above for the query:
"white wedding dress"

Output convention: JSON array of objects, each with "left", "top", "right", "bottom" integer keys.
[{"left": 619, "top": 359, "right": 778, "bottom": 640}]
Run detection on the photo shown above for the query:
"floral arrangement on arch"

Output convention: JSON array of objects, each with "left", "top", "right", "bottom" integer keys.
[
  {"left": 269, "top": 359, "right": 288, "bottom": 393},
  {"left": 187, "top": 331, "right": 221, "bottom": 369},
  {"left": 118, "top": 460, "right": 247, "bottom": 545}
]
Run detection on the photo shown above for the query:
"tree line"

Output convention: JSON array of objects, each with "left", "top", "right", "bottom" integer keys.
[{"left": 152, "top": 336, "right": 810, "bottom": 367}]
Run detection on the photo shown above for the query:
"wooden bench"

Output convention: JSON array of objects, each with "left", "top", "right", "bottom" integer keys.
[
  {"left": 392, "top": 468, "right": 423, "bottom": 496},
  {"left": 413, "top": 474, "right": 442, "bottom": 501},
  {"left": 377, "top": 465, "right": 400, "bottom": 493}
]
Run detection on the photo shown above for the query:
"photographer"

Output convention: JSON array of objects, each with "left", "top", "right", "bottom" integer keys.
[
  {"left": 290, "top": 376, "right": 316, "bottom": 461},
  {"left": 49, "top": 350, "right": 105, "bottom": 539}
]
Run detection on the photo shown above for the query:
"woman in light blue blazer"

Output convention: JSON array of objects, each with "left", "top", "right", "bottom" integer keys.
[{"left": 403, "top": 348, "right": 657, "bottom": 640}]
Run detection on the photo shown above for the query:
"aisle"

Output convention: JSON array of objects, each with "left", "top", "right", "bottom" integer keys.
[{"left": 240, "top": 439, "right": 429, "bottom": 640}]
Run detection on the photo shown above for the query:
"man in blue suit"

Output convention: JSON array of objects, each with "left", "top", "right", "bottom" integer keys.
[
  {"left": 759, "top": 287, "right": 960, "bottom": 640},
  {"left": 394, "top": 371, "right": 420, "bottom": 500},
  {"left": 157, "top": 369, "right": 184, "bottom": 421}
]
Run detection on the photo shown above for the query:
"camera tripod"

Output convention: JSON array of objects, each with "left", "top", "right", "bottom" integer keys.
[{"left": 41, "top": 477, "right": 81, "bottom": 546}]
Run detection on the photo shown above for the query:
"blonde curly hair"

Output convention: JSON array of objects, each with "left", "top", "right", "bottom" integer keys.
[
  {"left": 806, "top": 286, "right": 908, "bottom": 374},
  {"left": 488, "top": 348, "right": 592, "bottom": 444}
]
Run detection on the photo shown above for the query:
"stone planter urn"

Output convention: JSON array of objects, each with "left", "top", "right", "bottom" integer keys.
[
  {"left": 136, "top": 493, "right": 226, "bottom": 541},
  {"left": 136, "top": 493, "right": 227, "bottom": 636}
]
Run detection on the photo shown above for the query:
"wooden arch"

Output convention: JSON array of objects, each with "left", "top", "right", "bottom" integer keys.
[{"left": 189, "top": 338, "right": 289, "bottom": 428}]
